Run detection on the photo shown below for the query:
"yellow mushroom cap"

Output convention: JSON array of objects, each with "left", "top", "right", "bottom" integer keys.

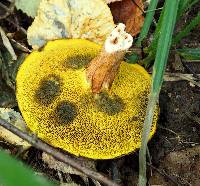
[{"left": 16, "top": 39, "right": 158, "bottom": 159}]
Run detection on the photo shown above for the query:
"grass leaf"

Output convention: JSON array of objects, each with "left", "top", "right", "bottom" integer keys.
[
  {"left": 173, "top": 12, "right": 200, "bottom": 44},
  {"left": 138, "top": 0, "right": 180, "bottom": 185},
  {"left": 146, "top": 4, "right": 164, "bottom": 53},
  {"left": 0, "top": 150, "right": 55, "bottom": 186},
  {"left": 136, "top": 0, "right": 159, "bottom": 47},
  {"left": 176, "top": 48, "right": 200, "bottom": 60},
  {"left": 177, "top": 0, "right": 199, "bottom": 19}
]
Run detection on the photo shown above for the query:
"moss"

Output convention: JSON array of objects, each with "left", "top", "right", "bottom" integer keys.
[{"left": 16, "top": 39, "right": 158, "bottom": 159}]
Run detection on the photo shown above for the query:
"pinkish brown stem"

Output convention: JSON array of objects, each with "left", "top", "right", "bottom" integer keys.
[{"left": 86, "top": 23, "right": 133, "bottom": 94}]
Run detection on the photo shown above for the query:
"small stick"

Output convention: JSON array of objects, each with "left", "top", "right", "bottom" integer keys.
[
  {"left": 10, "top": 39, "right": 32, "bottom": 53},
  {"left": 0, "top": 0, "right": 15, "bottom": 20},
  {"left": 163, "top": 73, "right": 200, "bottom": 88},
  {"left": 147, "top": 163, "right": 181, "bottom": 186},
  {"left": 0, "top": 118, "right": 119, "bottom": 186},
  {"left": 135, "top": 152, "right": 181, "bottom": 185}
]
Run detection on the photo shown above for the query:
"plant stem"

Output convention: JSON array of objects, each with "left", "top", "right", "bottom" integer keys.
[
  {"left": 136, "top": 0, "right": 159, "bottom": 47},
  {"left": 177, "top": 0, "right": 199, "bottom": 19},
  {"left": 138, "top": 1, "right": 180, "bottom": 185},
  {"left": 173, "top": 12, "right": 200, "bottom": 44}
]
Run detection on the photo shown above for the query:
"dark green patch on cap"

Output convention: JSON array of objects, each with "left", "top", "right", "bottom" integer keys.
[
  {"left": 95, "top": 92, "right": 125, "bottom": 115},
  {"left": 64, "top": 54, "right": 95, "bottom": 69},
  {"left": 55, "top": 101, "right": 77, "bottom": 124},
  {"left": 35, "top": 75, "right": 62, "bottom": 105}
]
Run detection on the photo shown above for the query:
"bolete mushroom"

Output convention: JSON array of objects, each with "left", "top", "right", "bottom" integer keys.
[{"left": 16, "top": 24, "right": 158, "bottom": 159}]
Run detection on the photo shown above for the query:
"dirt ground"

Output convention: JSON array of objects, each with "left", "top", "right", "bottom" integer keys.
[{"left": 0, "top": 1, "right": 200, "bottom": 186}]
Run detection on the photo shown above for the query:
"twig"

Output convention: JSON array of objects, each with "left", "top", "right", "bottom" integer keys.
[
  {"left": 135, "top": 152, "right": 181, "bottom": 185},
  {"left": 158, "top": 126, "right": 180, "bottom": 136},
  {"left": 0, "top": 118, "right": 119, "bottom": 186},
  {"left": 10, "top": 39, "right": 32, "bottom": 53},
  {"left": 0, "top": 0, "right": 15, "bottom": 20},
  {"left": 164, "top": 73, "right": 200, "bottom": 88},
  {"left": 147, "top": 163, "right": 181, "bottom": 186},
  {"left": 144, "top": 7, "right": 163, "bottom": 13}
]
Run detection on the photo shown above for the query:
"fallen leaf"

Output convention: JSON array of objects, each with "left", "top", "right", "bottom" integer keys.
[
  {"left": 42, "top": 152, "right": 96, "bottom": 176},
  {"left": 0, "top": 108, "right": 31, "bottom": 149},
  {"left": 15, "top": 0, "right": 41, "bottom": 18},
  {"left": 42, "top": 152, "right": 102, "bottom": 186},
  {"left": 109, "top": 0, "right": 144, "bottom": 37},
  {"left": 27, "top": 0, "right": 115, "bottom": 49},
  {"left": 0, "top": 27, "right": 17, "bottom": 60},
  {"left": 0, "top": 51, "right": 16, "bottom": 108},
  {"left": 105, "top": 0, "right": 122, "bottom": 4}
]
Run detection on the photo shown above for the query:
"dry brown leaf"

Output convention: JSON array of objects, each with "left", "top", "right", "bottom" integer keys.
[
  {"left": 42, "top": 152, "right": 102, "bottom": 186},
  {"left": 109, "top": 0, "right": 144, "bottom": 37},
  {"left": 42, "top": 152, "right": 96, "bottom": 176}
]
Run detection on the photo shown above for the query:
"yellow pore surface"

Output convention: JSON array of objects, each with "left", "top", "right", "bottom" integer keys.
[{"left": 16, "top": 39, "right": 158, "bottom": 159}]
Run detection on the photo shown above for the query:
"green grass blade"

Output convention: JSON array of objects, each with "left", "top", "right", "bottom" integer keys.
[
  {"left": 138, "top": 1, "right": 180, "bottom": 185},
  {"left": 143, "top": 0, "right": 199, "bottom": 67},
  {"left": 149, "top": 0, "right": 199, "bottom": 50},
  {"left": 173, "top": 12, "right": 200, "bottom": 44},
  {"left": 0, "top": 150, "right": 55, "bottom": 186},
  {"left": 138, "top": 93, "right": 158, "bottom": 186},
  {"left": 136, "top": 0, "right": 159, "bottom": 47},
  {"left": 152, "top": 1, "right": 179, "bottom": 92},
  {"left": 177, "top": 0, "right": 199, "bottom": 19},
  {"left": 146, "top": 3, "right": 165, "bottom": 53},
  {"left": 176, "top": 48, "right": 200, "bottom": 60}
]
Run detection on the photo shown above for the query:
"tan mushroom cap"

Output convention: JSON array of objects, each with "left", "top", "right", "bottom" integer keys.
[{"left": 16, "top": 39, "right": 158, "bottom": 159}]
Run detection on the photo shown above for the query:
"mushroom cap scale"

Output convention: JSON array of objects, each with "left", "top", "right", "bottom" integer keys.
[{"left": 16, "top": 39, "right": 158, "bottom": 159}]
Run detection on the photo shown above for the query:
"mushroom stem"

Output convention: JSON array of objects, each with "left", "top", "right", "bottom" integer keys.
[{"left": 86, "top": 23, "right": 133, "bottom": 94}]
